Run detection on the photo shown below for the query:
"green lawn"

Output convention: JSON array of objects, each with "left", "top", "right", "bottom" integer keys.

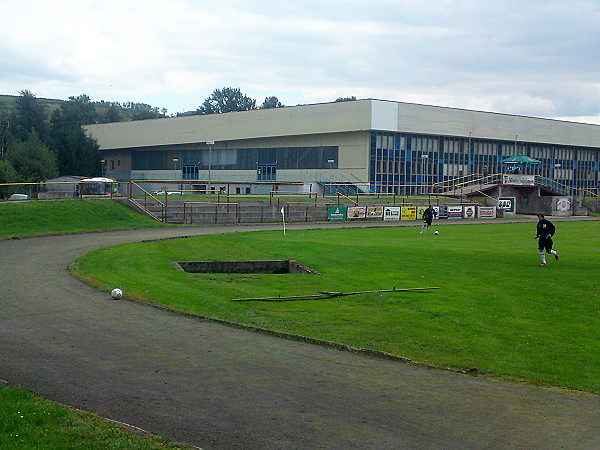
[
  {"left": 0, "top": 199, "right": 166, "bottom": 239},
  {"left": 0, "top": 383, "right": 181, "bottom": 449},
  {"left": 75, "top": 221, "right": 600, "bottom": 393}
]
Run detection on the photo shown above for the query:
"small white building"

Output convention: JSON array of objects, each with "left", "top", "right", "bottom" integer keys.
[{"left": 41, "top": 176, "right": 85, "bottom": 198}]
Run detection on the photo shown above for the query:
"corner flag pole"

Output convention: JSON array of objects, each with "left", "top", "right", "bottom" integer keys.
[{"left": 280, "top": 207, "right": 286, "bottom": 235}]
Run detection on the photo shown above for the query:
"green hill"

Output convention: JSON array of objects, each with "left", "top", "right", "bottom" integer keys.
[{"left": 0, "top": 93, "right": 165, "bottom": 122}]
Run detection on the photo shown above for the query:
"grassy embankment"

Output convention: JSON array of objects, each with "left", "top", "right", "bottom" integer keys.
[{"left": 0, "top": 198, "right": 166, "bottom": 239}]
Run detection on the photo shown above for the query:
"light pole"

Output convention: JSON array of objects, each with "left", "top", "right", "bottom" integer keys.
[
  {"left": 172, "top": 158, "right": 179, "bottom": 174},
  {"left": 206, "top": 141, "right": 214, "bottom": 193},
  {"left": 327, "top": 159, "right": 334, "bottom": 181}
]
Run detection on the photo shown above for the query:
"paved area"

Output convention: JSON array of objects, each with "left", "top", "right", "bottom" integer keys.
[{"left": 1, "top": 221, "right": 599, "bottom": 449}]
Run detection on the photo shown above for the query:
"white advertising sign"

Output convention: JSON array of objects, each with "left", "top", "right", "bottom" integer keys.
[
  {"left": 447, "top": 205, "right": 463, "bottom": 219},
  {"left": 477, "top": 207, "right": 496, "bottom": 218},
  {"left": 502, "top": 174, "right": 535, "bottom": 186},
  {"left": 463, "top": 206, "right": 476, "bottom": 219},
  {"left": 347, "top": 206, "right": 366, "bottom": 219},
  {"left": 383, "top": 207, "right": 401, "bottom": 221},
  {"left": 556, "top": 197, "right": 571, "bottom": 212}
]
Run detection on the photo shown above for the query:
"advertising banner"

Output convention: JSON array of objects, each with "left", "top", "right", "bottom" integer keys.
[
  {"left": 366, "top": 206, "right": 384, "bottom": 218},
  {"left": 417, "top": 206, "right": 427, "bottom": 220},
  {"left": 477, "top": 206, "right": 496, "bottom": 218},
  {"left": 383, "top": 207, "right": 401, "bottom": 221},
  {"left": 327, "top": 206, "right": 347, "bottom": 221},
  {"left": 347, "top": 206, "right": 366, "bottom": 219},
  {"left": 498, "top": 197, "right": 516, "bottom": 215},
  {"left": 463, "top": 205, "right": 476, "bottom": 219},
  {"left": 436, "top": 205, "right": 447, "bottom": 219},
  {"left": 447, "top": 205, "right": 463, "bottom": 219},
  {"left": 502, "top": 174, "right": 535, "bottom": 186},
  {"left": 401, "top": 206, "right": 417, "bottom": 220},
  {"left": 556, "top": 197, "right": 572, "bottom": 212}
]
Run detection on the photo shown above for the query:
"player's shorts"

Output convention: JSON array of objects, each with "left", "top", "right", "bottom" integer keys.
[
  {"left": 424, "top": 219, "right": 432, "bottom": 226},
  {"left": 538, "top": 236, "right": 553, "bottom": 252}
]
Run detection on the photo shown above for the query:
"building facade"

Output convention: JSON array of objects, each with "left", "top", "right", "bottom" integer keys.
[{"left": 85, "top": 99, "right": 600, "bottom": 195}]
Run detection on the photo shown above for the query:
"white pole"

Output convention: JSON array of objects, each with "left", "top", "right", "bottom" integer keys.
[{"left": 280, "top": 207, "right": 286, "bottom": 235}]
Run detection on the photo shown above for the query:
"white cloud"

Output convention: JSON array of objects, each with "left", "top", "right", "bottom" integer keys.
[{"left": 1, "top": 0, "right": 599, "bottom": 123}]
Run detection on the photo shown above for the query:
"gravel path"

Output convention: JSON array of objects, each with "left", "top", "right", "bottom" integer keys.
[{"left": 1, "top": 222, "right": 599, "bottom": 449}]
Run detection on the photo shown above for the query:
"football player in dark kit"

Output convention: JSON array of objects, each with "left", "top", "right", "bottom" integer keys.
[
  {"left": 420, "top": 205, "right": 436, "bottom": 234},
  {"left": 535, "top": 213, "right": 559, "bottom": 265}
]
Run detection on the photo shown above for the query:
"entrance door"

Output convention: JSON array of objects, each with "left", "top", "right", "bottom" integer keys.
[{"left": 257, "top": 164, "right": 276, "bottom": 181}]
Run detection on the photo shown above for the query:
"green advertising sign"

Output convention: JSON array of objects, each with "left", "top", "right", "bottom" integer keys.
[{"left": 327, "top": 206, "right": 347, "bottom": 221}]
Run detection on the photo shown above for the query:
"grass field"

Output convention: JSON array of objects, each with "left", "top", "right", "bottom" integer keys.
[
  {"left": 75, "top": 221, "right": 600, "bottom": 393},
  {"left": 0, "top": 383, "right": 181, "bottom": 449},
  {"left": 0, "top": 199, "right": 166, "bottom": 239}
]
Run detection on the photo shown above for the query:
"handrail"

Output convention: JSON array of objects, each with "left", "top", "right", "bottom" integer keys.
[
  {"left": 131, "top": 181, "right": 165, "bottom": 206},
  {"left": 131, "top": 181, "right": 165, "bottom": 221}
]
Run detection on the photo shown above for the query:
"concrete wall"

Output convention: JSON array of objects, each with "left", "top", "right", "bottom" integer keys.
[
  {"left": 373, "top": 100, "right": 600, "bottom": 147},
  {"left": 484, "top": 185, "right": 588, "bottom": 216}
]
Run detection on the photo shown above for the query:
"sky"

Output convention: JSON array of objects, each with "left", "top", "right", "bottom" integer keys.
[{"left": 1, "top": 0, "right": 599, "bottom": 124}]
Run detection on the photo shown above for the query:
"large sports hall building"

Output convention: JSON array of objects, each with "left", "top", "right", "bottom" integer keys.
[{"left": 85, "top": 99, "right": 600, "bottom": 195}]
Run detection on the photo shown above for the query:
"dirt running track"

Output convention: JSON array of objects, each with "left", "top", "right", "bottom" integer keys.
[{"left": 1, "top": 223, "right": 599, "bottom": 449}]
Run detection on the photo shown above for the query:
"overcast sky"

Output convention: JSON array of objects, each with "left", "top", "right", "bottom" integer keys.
[{"left": 2, "top": 0, "right": 599, "bottom": 124}]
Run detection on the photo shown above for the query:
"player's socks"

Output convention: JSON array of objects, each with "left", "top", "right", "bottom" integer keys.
[{"left": 540, "top": 252, "right": 547, "bottom": 264}]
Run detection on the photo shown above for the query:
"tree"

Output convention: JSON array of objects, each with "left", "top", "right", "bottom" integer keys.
[
  {"left": 5, "top": 132, "right": 59, "bottom": 182},
  {"left": 260, "top": 96, "right": 284, "bottom": 109},
  {"left": 122, "top": 101, "right": 167, "bottom": 120},
  {"left": 197, "top": 87, "right": 257, "bottom": 115},
  {"left": 103, "top": 104, "right": 122, "bottom": 123},
  {"left": 335, "top": 96, "right": 357, "bottom": 102},
  {"left": 51, "top": 94, "right": 97, "bottom": 128},
  {"left": 0, "top": 159, "right": 20, "bottom": 197},
  {"left": 0, "top": 159, "right": 19, "bottom": 182},
  {"left": 49, "top": 95, "right": 102, "bottom": 176},
  {"left": 11, "top": 90, "right": 49, "bottom": 142},
  {"left": 0, "top": 119, "right": 9, "bottom": 157}
]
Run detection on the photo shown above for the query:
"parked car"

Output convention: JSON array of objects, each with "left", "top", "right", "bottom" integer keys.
[
  {"left": 151, "top": 190, "right": 183, "bottom": 196},
  {"left": 8, "top": 193, "right": 29, "bottom": 201}
]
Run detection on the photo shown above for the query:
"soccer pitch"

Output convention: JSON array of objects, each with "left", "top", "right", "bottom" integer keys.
[{"left": 75, "top": 221, "right": 600, "bottom": 393}]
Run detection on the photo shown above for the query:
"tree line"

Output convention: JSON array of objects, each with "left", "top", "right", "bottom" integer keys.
[{"left": 0, "top": 90, "right": 175, "bottom": 188}]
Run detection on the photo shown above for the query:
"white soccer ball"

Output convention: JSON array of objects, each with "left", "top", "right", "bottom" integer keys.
[
  {"left": 434, "top": 230, "right": 439, "bottom": 235},
  {"left": 111, "top": 288, "right": 123, "bottom": 299}
]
